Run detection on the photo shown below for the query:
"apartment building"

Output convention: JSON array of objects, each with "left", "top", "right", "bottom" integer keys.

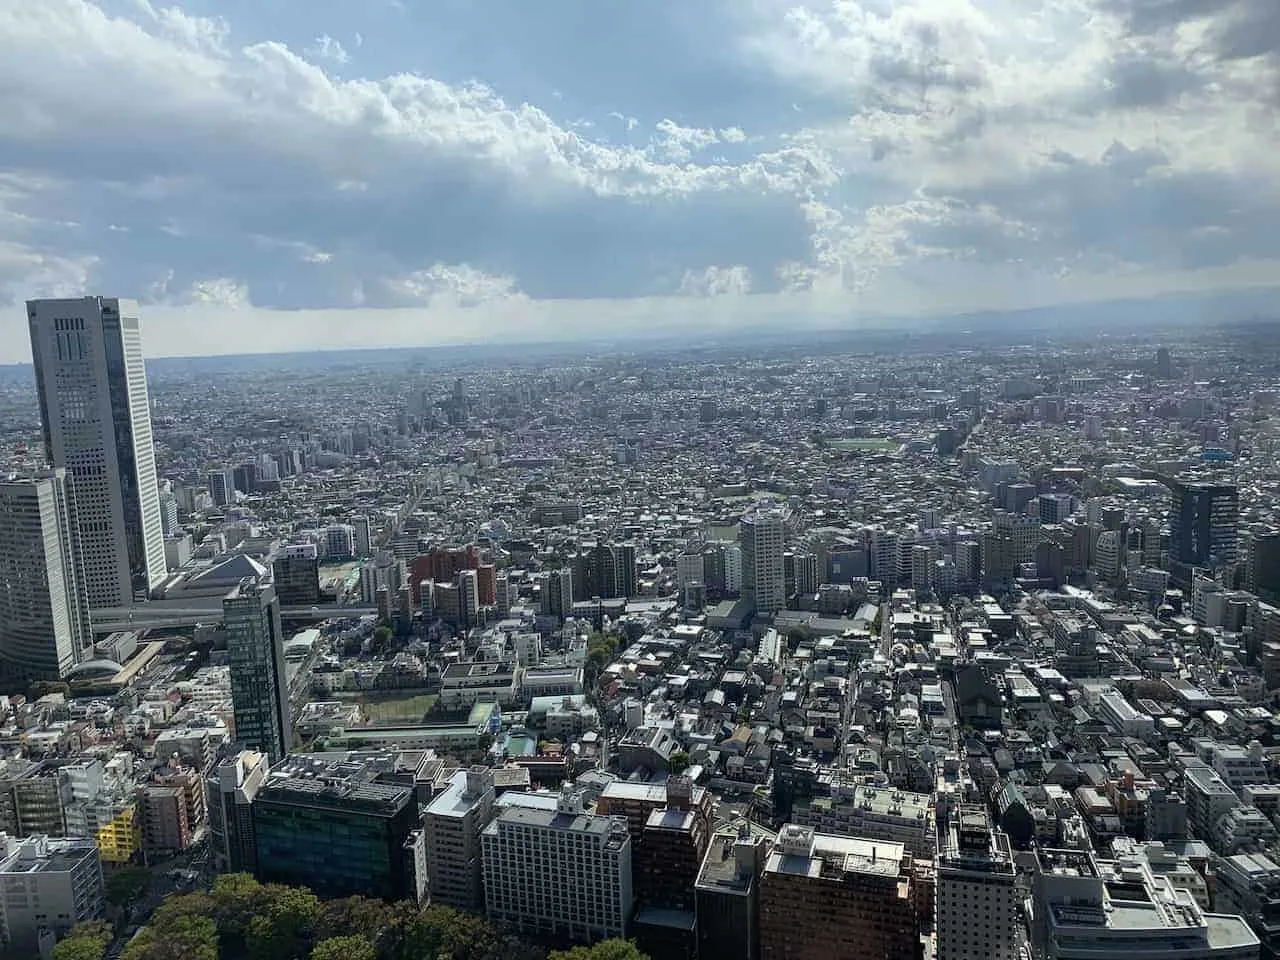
[
  {"left": 758, "top": 825, "right": 917, "bottom": 960},
  {"left": 935, "top": 804, "right": 1020, "bottom": 960},
  {"left": 424, "top": 766, "right": 495, "bottom": 911},
  {"left": 481, "top": 786, "right": 632, "bottom": 944}
]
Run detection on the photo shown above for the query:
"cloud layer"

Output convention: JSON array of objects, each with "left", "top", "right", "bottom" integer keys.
[{"left": 0, "top": 0, "right": 1277, "bottom": 358}]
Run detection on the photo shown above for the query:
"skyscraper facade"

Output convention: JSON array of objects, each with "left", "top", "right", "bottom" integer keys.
[
  {"left": 1169, "top": 480, "right": 1239, "bottom": 569},
  {"left": 0, "top": 471, "right": 92, "bottom": 680},
  {"left": 741, "top": 509, "right": 786, "bottom": 616},
  {"left": 223, "top": 578, "right": 291, "bottom": 763},
  {"left": 27, "top": 297, "right": 165, "bottom": 606}
]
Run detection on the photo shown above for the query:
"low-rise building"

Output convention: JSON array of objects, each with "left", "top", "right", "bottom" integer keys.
[{"left": 0, "top": 835, "right": 105, "bottom": 954}]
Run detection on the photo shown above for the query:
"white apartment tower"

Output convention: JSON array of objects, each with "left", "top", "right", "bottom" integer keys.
[
  {"left": 0, "top": 471, "right": 92, "bottom": 680},
  {"left": 741, "top": 508, "right": 786, "bottom": 616},
  {"left": 481, "top": 785, "right": 632, "bottom": 943},
  {"left": 27, "top": 297, "right": 166, "bottom": 606}
]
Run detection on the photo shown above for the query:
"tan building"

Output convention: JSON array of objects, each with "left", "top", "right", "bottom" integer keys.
[
  {"left": 424, "top": 766, "right": 494, "bottom": 910},
  {"left": 139, "top": 763, "right": 205, "bottom": 854},
  {"left": 759, "top": 825, "right": 918, "bottom": 960}
]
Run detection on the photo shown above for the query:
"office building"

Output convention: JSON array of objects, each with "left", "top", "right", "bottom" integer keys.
[
  {"left": 982, "top": 510, "right": 1042, "bottom": 585},
  {"left": 1169, "top": 480, "right": 1239, "bottom": 569},
  {"left": 1214, "top": 853, "right": 1280, "bottom": 960},
  {"left": 252, "top": 754, "right": 420, "bottom": 900},
  {"left": 696, "top": 828, "right": 770, "bottom": 960},
  {"left": 1032, "top": 846, "right": 1258, "bottom": 960},
  {"left": 424, "top": 767, "right": 495, "bottom": 911},
  {"left": 571, "top": 542, "right": 637, "bottom": 601},
  {"left": 1246, "top": 530, "right": 1280, "bottom": 605},
  {"left": 459, "top": 568, "right": 480, "bottom": 627},
  {"left": 0, "top": 471, "right": 92, "bottom": 681},
  {"left": 271, "top": 543, "right": 322, "bottom": 606},
  {"left": 223, "top": 578, "right": 291, "bottom": 763},
  {"left": 0, "top": 835, "right": 105, "bottom": 954},
  {"left": 206, "top": 468, "right": 234, "bottom": 507},
  {"left": 936, "top": 804, "right": 1019, "bottom": 960},
  {"left": 207, "top": 749, "right": 269, "bottom": 874},
  {"left": 742, "top": 508, "right": 786, "bottom": 616},
  {"left": 481, "top": 786, "right": 633, "bottom": 943},
  {"left": 27, "top": 297, "right": 165, "bottom": 606},
  {"left": 758, "top": 825, "right": 917, "bottom": 960}
]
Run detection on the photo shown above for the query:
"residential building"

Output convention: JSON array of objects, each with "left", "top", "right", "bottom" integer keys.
[
  {"left": 758, "top": 825, "right": 917, "bottom": 960},
  {"left": 1185, "top": 766, "right": 1241, "bottom": 843},
  {"left": 793, "top": 784, "right": 933, "bottom": 859},
  {"left": 481, "top": 786, "right": 633, "bottom": 943},
  {"left": 742, "top": 508, "right": 786, "bottom": 616},
  {"left": 1214, "top": 852, "right": 1280, "bottom": 960},
  {"left": 936, "top": 804, "right": 1019, "bottom": 960},
  {"left": 0, "top": 471, "right": 92, "bottom": 681},
  {"left": 252, "top": 754, "right": 420, "bottom": 900},
  {"left": 223, "top": 578, "right": 291, "bottom": 763},
  {"left": 27, "top": 297, "right": 166, "bottom": 605},
  {"left": 424, "top": 767, "right": 494, "bottom": 911},
  {"left": 208, "top": 749, "right": 269, "bottom": 874},
  {"left": 139, "top": 764, "right": 205, "bottom": 855},
  {"left": 0, "top": 835, "right": 105, "bottom": 954}
]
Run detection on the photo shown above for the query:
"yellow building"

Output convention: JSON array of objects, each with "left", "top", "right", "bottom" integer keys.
[{"left": 96, "top": 802, "right": 143, "bottom": 864}]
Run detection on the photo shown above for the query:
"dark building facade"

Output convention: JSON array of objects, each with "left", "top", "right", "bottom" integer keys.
[
  {"left": 1169, "top": 479, "right": 1238, "bottom": 569},
  {"left": 252, "top": 759, "right": 419, "bottom": 900}
]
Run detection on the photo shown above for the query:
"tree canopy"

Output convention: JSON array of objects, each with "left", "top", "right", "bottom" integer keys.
[
  {"left": 105, "top": 866, "right": 152, "bottom": 909},
  {"left": 109, "top": 874, "right": 610, "bottom": 960},
  {"left": 51, "top": 922, "right": 113, "bottom": 960},
  {"left": 548, "top": 941, "right": 649, "bottom": 960}
]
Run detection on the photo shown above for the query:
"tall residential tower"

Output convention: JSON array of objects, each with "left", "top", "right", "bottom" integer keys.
[
  {"left": 741, "top": 508, "right": 786, "bottom": 616},
  {"left": 27, "top": 297, "right": 165, "bottom": 606}
]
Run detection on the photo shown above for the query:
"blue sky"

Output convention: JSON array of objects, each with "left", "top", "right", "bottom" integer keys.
[{"left": 1, "top": 0, "right": 1278, "bottom": 358}]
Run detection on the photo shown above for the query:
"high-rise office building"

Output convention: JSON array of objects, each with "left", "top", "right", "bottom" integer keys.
[
  {"left": 223, "top": 578, "right": 291, "bottom": 763},
  {"left": 542, "top": 568, "right": 574, "bottom": 620},
  {"left": 27, "top": 297, "right": 166, "bottom": 606},
  {"left": 0, "top": 471, "right": 92, "bottom": 680},
  {"left": 695, "top": 828, "right": 770, "bottom": 960},
  {"left": 1169, "top": 480, "right": 1239, "bottom": 569},
  {"left": 1245, "top": 530, "right": 1280, "bottom": 605},
  {"left": 1031, "top": 846, "right": 1258, "bottom": 960},
  {"left": 741, "top": 508, "right": 786, "bottom": 616},
  {"left": 206, "top": 468, "right": 233, "bottom": 508}
]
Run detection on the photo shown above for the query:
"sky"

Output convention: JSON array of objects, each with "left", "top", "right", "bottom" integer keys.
[{"left": 1, "top": 0, "right": 1278, "bottom": 360}]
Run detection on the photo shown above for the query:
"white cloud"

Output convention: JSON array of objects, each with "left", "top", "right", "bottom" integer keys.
[
  {"left": 306, "top": 34, "right": 350, "bottom": 65},
  {"left": 678, "top": 265, "right": 753, "bottom": 297},
  {"left": 0, "top": 0, "right": 1275, "bottom": 359}
]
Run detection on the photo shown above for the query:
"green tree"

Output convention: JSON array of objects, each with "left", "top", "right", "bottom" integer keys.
[
  {"left": 668, "top": 750, "right": 690, "bottom": 775},
  {"left": 313, "top": 896, "right": 394, "bottom": 944},
  {"left": 549, "top": 940, "right": 650, "bottom": 960},
  {"left": 105, "top": 866, "right": 152, "bottom": 908},
  {"left": 122, "top": 915, "right": 218, "bottom": 960},
  {"left": 396, "top": 905, "right": 497, "bottom": 960},
  {"left": 311, "top": 936, "right": 376, "bottom": 960},
  {"left": 210, "top": 872, "right": 264, "bottom": 944},
  {"left": 247, "top": 885, "right": 321, "bottom": 960},
  {"left": 372, "top": 625, "right": 394, "bottom": 651},
  {"left": 52, "top": 923, "right": 112, "bottom": 960}
]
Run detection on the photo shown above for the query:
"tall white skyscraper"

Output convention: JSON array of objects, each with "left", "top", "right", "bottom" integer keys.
[
  {"left": 27, "top": 297, "right": 166, "bottom": 607},
  {"left": 0, "top": 470, "right": 92, "bottom": 679},
  {"left": 741, "top": 507, "right": 786, "bottom": 615}
]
